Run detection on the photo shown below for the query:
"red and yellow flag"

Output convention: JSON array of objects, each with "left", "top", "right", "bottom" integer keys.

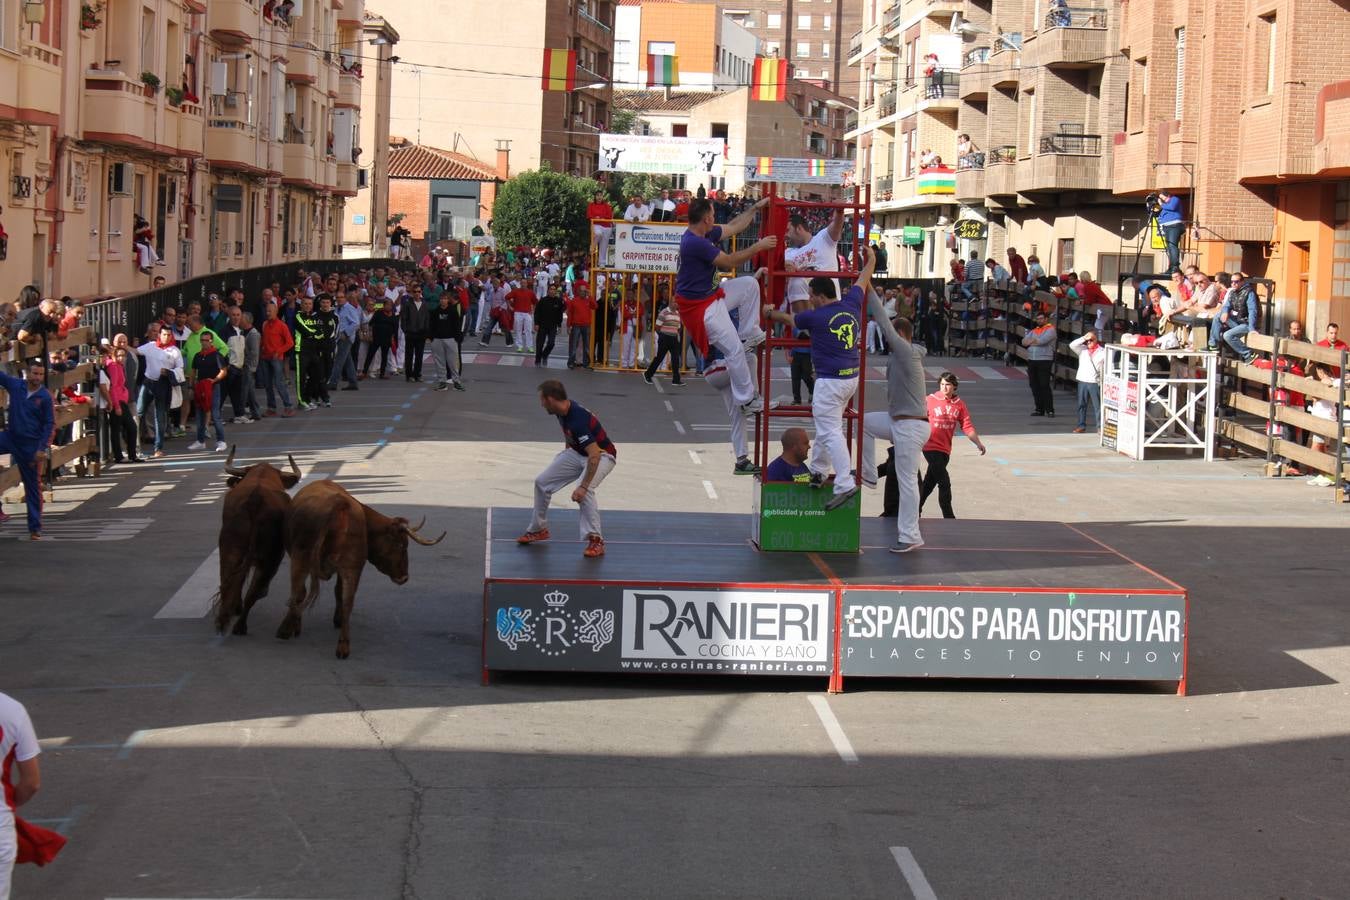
[
  {"left": 542, "top": 49, "right": 577, "bottom": 92},
  {"left": 646, "top": 54, "right": 679, "bottom": 88},
  {"left": 751, "top": 57, "right": 787, "bottom": 102}
]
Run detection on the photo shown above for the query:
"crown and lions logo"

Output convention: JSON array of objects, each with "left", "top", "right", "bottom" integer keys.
[{"left": 496, "top": 591, "right": 615, "bottom": 655}]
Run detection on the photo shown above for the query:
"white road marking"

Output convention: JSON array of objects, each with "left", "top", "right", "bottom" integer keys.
[
  {"left": 808, "top": 695, "right": 858, "bottom": 764},
  {"left": 663, "top": 400, "right": 674, "bottom": 412},
  {"left": 674, "top": 420, "right": 686, "bottom": 435},
  {"left": 653, "top": 379, "right": 666, "bottom": 394},
  {"left": 702, "top": 480, "right": 718, "bottom": 500},
  {"left": 890, "top": 847, "right": 939, "bottom": 900},
  {"left": 154, "top": 549, "right": 219, "bottom": 619},
  {"left": 688, "top": 450, "right": 702, "bottom": 465}
]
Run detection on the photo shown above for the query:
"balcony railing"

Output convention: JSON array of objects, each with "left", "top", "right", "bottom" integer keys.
[
  {"left": 577, "top": 63, "right": 605, "bottom": 85},
  {"left": 884, "top": 4, "right": 904, "bottom": 31},
  {"left": 991, "top": 33, "right": 1023, "bottom": 53},
  {"left": 879, "top": 88, "right": 897, "bottom": 117},
  {"left": 875, "top": 175, "right": 894, "bottom": 199},
  {"left": 987, "top": 144, "right": 1017, "bottom": 165},
  {"left": 964, "top": 47, "right": 991, "bottom": 68},
  {"left": 845, "top": 111, "right": 858, "bottom": 131},
  {"left": 1038, "top": 132, "right": 1102, "bottom": 155},
  {"left": 1043, "top": 6, "right": 1107, "bottom": 29},
  {"left": 957, "top": 151, "right": 986, "bottom": 170},
  {"left": 849, "top": 30, "right": 863, "bottom": 57},
  {"left": 922, "top": 71, "right": 960, "bottom": 97},
  {"left": 578, "top": 5, "right": 611, "bottom": 31}
]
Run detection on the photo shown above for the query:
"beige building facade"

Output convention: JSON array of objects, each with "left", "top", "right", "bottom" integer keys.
[
  {"left": 342, "top": 11, "right": 398, "bottom": 257},
  {"left": 1, "top": 0, "right": 389, "bottom": 301}
]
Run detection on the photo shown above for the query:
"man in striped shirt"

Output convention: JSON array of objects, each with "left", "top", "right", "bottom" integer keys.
[{"left": 643, "top": 290, "right": 685, "bottom": 386}]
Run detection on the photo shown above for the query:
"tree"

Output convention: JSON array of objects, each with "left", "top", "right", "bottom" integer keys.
[
  {"left": 610, "top": 172, "right": 673, "bottom": 207},
  {"left": 610, "top": 108, "right": 640, "bottom": 135},
  {"left": 491, "top": 168, "right": 603, "bottom": 253}
]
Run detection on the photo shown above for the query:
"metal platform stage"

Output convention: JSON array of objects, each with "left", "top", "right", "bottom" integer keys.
[{"left": 482, "top": 509, "right": 1189, "bottom": 694}]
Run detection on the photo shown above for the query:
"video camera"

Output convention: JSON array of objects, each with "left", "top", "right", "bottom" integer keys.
[{"left": 1143, "top": 192, "right": 1162, "bottom": 216}]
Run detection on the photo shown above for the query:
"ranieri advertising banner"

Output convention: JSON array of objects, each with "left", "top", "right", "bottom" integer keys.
[
  {"left": 612, "top": 223, "right": 683, "bottom": 273},
  {"left": 841, "top": 590, "right": 1186, "bottom": 681},
  {"left": 486, "top": 584, "right": 832, "bottom": 676},
  {"left": 599, "top": 133, "right": 725, "bottom": 176}
]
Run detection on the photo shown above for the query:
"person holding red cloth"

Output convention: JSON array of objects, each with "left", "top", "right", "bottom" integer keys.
[
  {"left": 2, "top": 690, "right": 65, "bottom": 896},
  {"left": 920, "top": 373, "right": 986, "bottom": 518},
  {"left": 587, "top": 190, "right": 615, "bottom": 266},
  {"left": 566, "top": 280, "right": 597, "bottom": 369},
  {"left": 508, "top": 280, "right": 538, "bottom": 353}
]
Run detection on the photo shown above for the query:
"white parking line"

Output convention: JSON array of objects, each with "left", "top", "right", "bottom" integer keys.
[
  {"left": 688, "top": 450, "right": 702, "bottom": 465},
  {"left": 674, "top": 420, "right": 687, "bottom": 435},
  {"left": 890, "top": 847, "right": 939, "bottom": 900},
  {"left": 807, "top": 695, "right": 858, "bottom": 764},
  {"left": 702, "top": 480, "right": 718, "bottom": 500},
  {"left": 663, "top": 400, "right": 674, "bottom": 413},
  {"left": 154, "top": 549, "right": 219, "bottom": 619}
]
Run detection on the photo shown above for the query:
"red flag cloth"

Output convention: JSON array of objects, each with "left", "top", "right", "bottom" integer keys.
[
  {"left": 193, "top": 378, "right": 215, "bottom": 411},
  {"left": 16, "top": 816, "right": 68, "bottom": 866}
]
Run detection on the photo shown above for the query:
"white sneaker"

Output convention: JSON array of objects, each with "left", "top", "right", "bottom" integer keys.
[
  {"left": 742, "top": 329, "right": 767, "bottom": 352},
  {"left": 214, "top": 441, "right": 228, "bottom": 452},
  {"left": 739, "top": 394, "right": 764, "bottom": 415},
  {"left": 186, "top": 440, "right": 205, "bottom": 451},
  {"left": 1307, "top": 474, "right": 1334, "bottom": 487}
]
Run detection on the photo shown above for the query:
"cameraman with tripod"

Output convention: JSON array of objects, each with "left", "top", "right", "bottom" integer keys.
[{"left": 1154, "top": 189, "right": 1185, "bottom": 274}]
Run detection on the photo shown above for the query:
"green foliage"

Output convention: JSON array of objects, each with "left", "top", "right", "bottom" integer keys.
[
  {"left": 492, "top": 169, "right": 603, "bottom": 252},
  {"left": 610, "top": 109, "right": 639, "bottom": 135},
  {"left": 609, "top": 172, "right": 672, "bottom": 207}
]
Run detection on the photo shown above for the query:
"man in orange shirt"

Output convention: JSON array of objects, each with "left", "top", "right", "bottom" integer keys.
[
  {"left": 509, "top": 279, "right": 538, "bottom": 353},
  {"left": 587, "top": 190, "right": 614, "bottom": 266},
  {"left": 566, "top": 280, "right": 597, "bottom": 370},
  {"left": 1316, "top": 322, "right": 1348, "bottom": 376}
]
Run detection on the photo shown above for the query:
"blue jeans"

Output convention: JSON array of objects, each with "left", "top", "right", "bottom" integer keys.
[
  {"left": 149, "top": 375, "right": 173, "bottom": 452},
  {"left": 196, "top": 382, "right": 225, "bottom": 443},
  {"left": 1213, "top": 322, "right": 1254, "bottom": 357},
  {"left": 1077, "top": 381, "right": 1101, "bottom": 428},
  {"left": 328, "top": 335, "right": 358, "bottom": 387},
  {"left": 1162, "top": 222, "right": 1184, "bottom": 273},
  {"left": 260, "top": 358, "right": 293, "bottom": 410}
]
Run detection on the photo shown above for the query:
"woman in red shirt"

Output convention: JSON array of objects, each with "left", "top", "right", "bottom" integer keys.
[{"left": 921, "top": 373, "right": 987, "bottom": 518}]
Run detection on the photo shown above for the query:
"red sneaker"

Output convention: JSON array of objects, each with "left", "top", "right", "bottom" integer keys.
[
  {"left": 517, "top": 529, "right": 550, "bottom": 545},
  {"left": 583, "top": 535, "right": 605, "bottom": 558}
]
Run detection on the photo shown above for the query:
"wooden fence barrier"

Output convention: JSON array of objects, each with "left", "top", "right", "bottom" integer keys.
[{"left": 0, "top": 326, "right": 98, "bottom": 497}]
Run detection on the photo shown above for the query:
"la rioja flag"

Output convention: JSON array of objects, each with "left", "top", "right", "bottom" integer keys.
[{"left": 646, "top": 54, "right": 679, "bottom": 88}]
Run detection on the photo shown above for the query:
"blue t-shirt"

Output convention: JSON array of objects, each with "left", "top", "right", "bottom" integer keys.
[
  {"left": 765, "top": 456, "right": 811, "bottom": 483},
  {"left": 1157, "top": 194, "right": 1183, "bottom": 226},
  {"left": 676, "top": 226, "right": 723, "bottom": 300},
  {"left": 556, "top": 401, "right": 616, "bottom": 458},
  {"left": 793, "top": 284, "right": 864, "bottom": 378}
]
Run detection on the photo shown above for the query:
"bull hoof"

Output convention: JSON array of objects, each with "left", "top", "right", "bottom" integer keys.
[
  {"left": 275, "top": 618, "right": 296, "bottom": 640},
  {"left": 335, "top": 642, "right": 350, "bottom": 659},
  {"left": 231, "top": 619, "right": 249, "bottom": 636}
]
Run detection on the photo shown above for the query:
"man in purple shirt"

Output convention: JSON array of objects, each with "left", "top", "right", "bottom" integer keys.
[
  {"left": 764, "top": 246, "right": 876, "bottom": 510},
  {"left": 675, "top": 197, "right": 778, "bottom": 415}
]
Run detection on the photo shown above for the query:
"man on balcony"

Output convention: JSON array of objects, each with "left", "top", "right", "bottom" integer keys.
[{"left": 1156, "top": 189, "right": 1185, "bottom": 274}]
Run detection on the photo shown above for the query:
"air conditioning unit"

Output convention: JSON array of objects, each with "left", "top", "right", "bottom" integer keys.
[
  {"left": 357, "top": 169, "right": 368, "bottom": 189},
  {"left": 108, "top": 162, "right": 134, "bottom": 196},
  {"left": 224, "top": 94, "right": 239, "bottom": 108}
]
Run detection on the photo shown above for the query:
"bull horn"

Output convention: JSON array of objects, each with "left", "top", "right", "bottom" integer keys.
[
  {"left": 404, "top": 522, "right": 445, "bottom": 546},
  {"left": 287, "top": 455, "right": 301, "bottom": 479},
  {"left": 410, "top": 516, "right": 426, "bottom": 531},
  {"left": 223, "top": 445, "right": 248, "bottom": 477}
]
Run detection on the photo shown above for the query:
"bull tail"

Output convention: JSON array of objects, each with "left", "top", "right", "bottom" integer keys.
[{"left": 294, "top": 501, "right": 348, "bottom": 614}]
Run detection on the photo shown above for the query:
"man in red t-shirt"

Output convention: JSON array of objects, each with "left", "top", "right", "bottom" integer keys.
[
  {"left": 586, "top": 191, "right": 614, "bottom": 266},
  {"left": 1316, "top": 322, "right": 1348, "bottom": 376},
  {"left": 509, "top": 282, "right": 538, "bottom": 353},
  {"left": 565, "top": 281, "right": 596, "bottom": 369}
]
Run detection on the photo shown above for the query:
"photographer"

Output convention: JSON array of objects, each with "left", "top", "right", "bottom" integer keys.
[{"left": 1154, "top": 189, "right": 1185, "bottom": 274}]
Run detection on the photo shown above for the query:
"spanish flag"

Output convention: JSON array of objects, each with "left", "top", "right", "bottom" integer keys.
[
  {"left": 751, "top": 57, "right": 787, "bottom": 102},
  {"left": 542, "top": 49, "right": 577, "bottom": 92},
  {"left": 647, "top": 54, "right": 679, "bottom": 88},
  {"left": 757, "top": 157, "right": 774, "bottom": 175}
]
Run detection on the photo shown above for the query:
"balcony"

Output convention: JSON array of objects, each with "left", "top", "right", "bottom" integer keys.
[
  {"left": 577, "top": 3, "right": 611, "bottom": 33},
  {"left": 878, "top": 87, "right": 898, "bottom": 118},
  {"left": 1314, "top": 81, "right": 1350, "bottom": 175},
  {"left": 925, "top": 0, "right": 964, "bottom": 18},
  {"left": 337, "top": 71, "right": 361, "bottom": 108},
  {"left": 1017, "top": 132, "right": 1104, "bottom": 191},
  {"left": 82, "top": 73, "right": 156, "bottom": 151},
  {"left": 1111, "top": 128, "right": 1155, "bottom": 195},
  {"left": 990, "top": 40, "right": 1022, "bottom": 88},
  {"left": 883, "top": 3, "right": 903, "bottom": 34},
  {"left": 845, "top": 111, "right": 858, "bottom": 132},
  {"left": 19, "top": 43, "right": 63, "bottom": 118},
  {"left": 848, "top": 30, "right": 863, "bottom": 61},
  {"left": 283, "top": 141, "right": 319, "bottom": 186},
  {"left": 918, "top": 71, "right": 961, "bottom": 111},
  {"left": 206, "top": 114, "right": 259, "bottom": 172},
  {"left": 175, "top": 101, "right": 205, "bottom": 157},
  {"left": 875, "top": 175, "right": 894, "bottom": 202},
  {"left": 960, "top": 49, "right": 991, "bottom": 100},
  {"left": 955, "top": 152, "right": 986, "bottom": 201},
  {"left": 287, "top": 46, "right": 320, "bottom": 84},
  {"left": 336, "top": 161, "right": 359, "bottom": 195},
  {"left": 322, "top": 157, "right": 338, "bottom": 190},
  {"left": 984, "top": 145, "right": 1017, "bottom": 195},
  {"left": 207, "top": 0, "right": 259, "bottom": 43},
  {"left": 337, "top": 0, "right": 364, "bottom": 26},
  {"left": 1027, "top": 8, "right": 1109, "bottom": 68}
]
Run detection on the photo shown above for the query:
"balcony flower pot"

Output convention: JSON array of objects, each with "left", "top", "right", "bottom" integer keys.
[
  {"left": 165, "top": 86, "right": 185, "bottom": 107},
  {"left": 141, "top": 71, "right": 161, "bottom": 97},
  {"left": 80, "top": 1, "right": 103, "bottom": 30}
]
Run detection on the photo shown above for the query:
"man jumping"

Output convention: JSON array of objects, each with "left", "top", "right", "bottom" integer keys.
[
  {"left": 675, "top": 197, "right": 778, "bottom": 415},
  {"left": 518, "top": 380, "right": 617, "bottom": 559}
]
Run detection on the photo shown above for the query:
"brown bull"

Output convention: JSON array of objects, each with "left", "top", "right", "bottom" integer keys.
[
  {"left": 277, "top": 479, "right": 444, "bottom": 658},
  {"left": 211, "top": 446, "right": 302, "bottom": 636}
]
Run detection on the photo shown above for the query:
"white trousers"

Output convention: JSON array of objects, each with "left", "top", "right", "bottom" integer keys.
[
  {"left": 621, "top": 323, "right": 637, "bottom": 367},
  {"left": 861, "top": 413, "right": 928, "bottom": 545},
  {"left": 807, "top": 376, "right": 859, "bottom": 494},
  {"left": 720, "top": 385, "right": 749, "bottom": 460},
  {"left": 592, "top": 224, "right": 613, "bottom": 264},
  {"left": 513, "top": 312, "right": 535, "bottom": 349},
  {"left": 429, "top": 338, "right": 460, "bottom": 383},
  {"left": 475, "top": 300, "right": 493, "bottom": 334},
  {"left": 0, "top": 818, "right": 13, "bottom": 900},
  {"left": 702, "top": 275, "right": 765, "bottom": 406},
  {"left": 529, "top": 449, "right": 617, "bottom": 539}
]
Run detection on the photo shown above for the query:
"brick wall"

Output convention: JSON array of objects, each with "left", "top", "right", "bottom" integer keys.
[{"left": 389, "top": 179, "right": 430, "bottom": 241}]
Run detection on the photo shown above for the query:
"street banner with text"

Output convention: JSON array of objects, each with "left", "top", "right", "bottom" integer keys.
[{"left": 599, "top": 134, "right": 725, "bottom": 176}]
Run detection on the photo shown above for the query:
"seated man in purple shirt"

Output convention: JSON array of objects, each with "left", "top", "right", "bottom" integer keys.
[
  {"left": 764, "top": 427, "right": 813, "bottom": 483},
  {"left": 674, "top": 197, "right": 778, "bottom": 416},
  {"left": 764, "top": 245, "right": 876, "bottom": 511}
]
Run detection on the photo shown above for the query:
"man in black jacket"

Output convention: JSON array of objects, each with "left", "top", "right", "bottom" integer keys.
[
  {"left": 400, "top": 284, "right": 431, "bottom": 381},
  {"left": 364, "top": 303, "right": 398, "bottom": 378},
  {"left": 534, "top": 285, "right": 566, "bottom": 367},
  {"left": 428, "top": 292, "right": 465, "bottom": 391},
  {"left": 293, "top": 296, "right": 331, "bottom": 408}
]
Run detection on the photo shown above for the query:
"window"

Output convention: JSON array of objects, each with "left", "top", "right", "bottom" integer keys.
[
  {"left": 798, "top": 14, "right": 811, "bottom": 29},
  {"left": 767, "top": 12, "right": 781, "bottom": 29},
  {"left": 615, "top": 39, "right": 631, "bottom": 63},
  {"left": 672, "top": 123, "right": 688, "bottom": 137},
  {"left": 1332, "top": 182, "right": 1350, "bottom": 303},
  {"left": 766, "top": 41, "right": 781, "bottom": 56},
  {"left": 822, "top": 43, "right": 830, "bottom": 59},
  {"left": 1261, "top": 14, "right": 1276, "bottom": 96},
  {"left": 823, "top": 14, "right": 832, "bottom": 31},
  {"left": 710, "top": 122, "right": 729, "bottom": 140},
  {"left": 1024, "top": 90, "right": 1036, "bottom": 156},
  {"left": 797, "top": 42, "right": 810, "bottom": 59},
  {"left": 140, "top": 6, "right": 156, "bottom": 74},
  {"left": 1174, "top": 28, "right": 1185, "bottom": 120},
  {"left": 1098, "top": 251, "right": 1156, "bottom": 287},
  {"left": 1057, "top": 238, "right": 1074, "bottom": 274},
  {"left": 795, "top": 66, "right": 809, "bottom": 77},
  {"left": 648, "top": 40, "right": 675, "bottom": 56}
]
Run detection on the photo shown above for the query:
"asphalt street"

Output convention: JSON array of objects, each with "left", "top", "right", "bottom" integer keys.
[{"left": 4, "top": 351, "right": 1348, "bottom": 899}]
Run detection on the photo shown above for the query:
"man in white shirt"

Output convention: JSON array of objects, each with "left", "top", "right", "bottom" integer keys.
[
  {"left": 1, "top": 691, "right": 42, "bottom": 899},
  {"left": 533, "top": 266, "right": 551, "bottom": 300},
  {"left": 783, "top": 209, "right": 844, "bottom": 312},
  {"left": 623, "top": 194, "right": 652, "bottom": 223}
]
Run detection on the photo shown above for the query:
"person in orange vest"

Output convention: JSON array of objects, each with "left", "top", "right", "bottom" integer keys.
[{"left": 1021, "top": 311, "right": 1058, "bottom": 417}]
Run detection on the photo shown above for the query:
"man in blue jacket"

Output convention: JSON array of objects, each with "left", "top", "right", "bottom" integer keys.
[
  {"left": 0, "top": 363, "right": 55, "bottom": 539},
  {"left": 1156, "top": 189, "right": 1185, "bottom": 274}
]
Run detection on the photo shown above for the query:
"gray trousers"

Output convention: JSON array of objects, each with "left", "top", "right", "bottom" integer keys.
[
  {"left": 528, "top": 449, "right": 617, "bottom": 539},
  {"left": 429, "top": 337, "right": 461, "bottom": 383}
]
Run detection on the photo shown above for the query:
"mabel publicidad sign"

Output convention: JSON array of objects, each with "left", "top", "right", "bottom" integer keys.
[{"left": 486, "top": 584, "right": 832, "bottom": 676}]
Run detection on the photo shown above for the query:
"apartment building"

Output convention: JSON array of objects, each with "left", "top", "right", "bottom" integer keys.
[
  {"left": 721, "top": 0, "right": 863, "bottom": 99},
  {"left": 387, "top": 0, "right": 615, "bottom": 179},
  {"left": 0, "top": 0, "right": 388, "bottom": 299},
  {"left": 613, "top": 0, "right": 758, "bottom": 92},
  {"left": 1115, "top": 0, "right": 1350, "bottom": 330},
  {"left": 342, "top": 11, "right": 398, "bottom": 257}
]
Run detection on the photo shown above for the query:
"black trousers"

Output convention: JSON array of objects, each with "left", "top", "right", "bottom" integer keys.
[
  {"left": 363, "top": 340, "right": 391, "bottom": 375},
  {"left": 108, "top": 404, "right": 139, "bottom": 461},
  {"left": 1028, "top": 359, "right": 1054, "bottom": 413},
  {"left": 404, "top": 335, "right": 426, "bottom": 379},
  {"left": 536, "top": 327, "right": 558, "bottom": 365},
  {"left": 790, "top": 353, "right": 815, "bottom": 403},
  {"left": 299, "top": 352, "right": 329, "bottom": 403},
  {"left": 880, "top": 446, "right": 898, "bottom": 517},
  {"left": 645, "top": 333, "right": 683, "bottom": 382},
  {"left": 919, "top": 449, "right": 955, "bottom": 518}
]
